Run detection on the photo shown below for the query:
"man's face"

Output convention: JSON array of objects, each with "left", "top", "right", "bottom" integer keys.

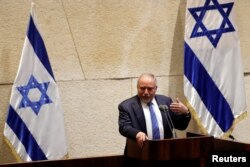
[{"left": 137, "top": 76, "right": 157, "bottom": 104}]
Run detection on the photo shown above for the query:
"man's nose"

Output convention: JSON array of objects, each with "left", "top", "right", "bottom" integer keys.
[{"left": 144, "top": 89, "right": 149, "bottom": 94}]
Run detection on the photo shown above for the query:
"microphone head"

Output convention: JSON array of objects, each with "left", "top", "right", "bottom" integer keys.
[{"left": 159, "top": 105, "right": 169, "bottom": 112}]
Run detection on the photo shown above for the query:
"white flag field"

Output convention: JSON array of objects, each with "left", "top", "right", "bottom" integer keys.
[
  {"left": 4, "top": 4, "right": 67, "bottom": 161},
  {"left": 184, "top": 0, "right": 247, "bottom": 138}
]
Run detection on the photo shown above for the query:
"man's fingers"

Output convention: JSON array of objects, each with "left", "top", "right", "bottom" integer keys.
[
  {"left": 176, "top": 97, "right": 180, "bottom": 103},
  {"left": 136, "top": 132, "right": 148, "bottom": 148}
]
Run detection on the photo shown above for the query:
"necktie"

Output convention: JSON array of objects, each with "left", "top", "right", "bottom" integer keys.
[{"left": 148, "top": 102, "right": 160, "bottom": 139}]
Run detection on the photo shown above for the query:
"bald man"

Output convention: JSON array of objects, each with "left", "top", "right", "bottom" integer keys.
[{"left": 118, "top": 73, "right": 191, "bottom": 158}]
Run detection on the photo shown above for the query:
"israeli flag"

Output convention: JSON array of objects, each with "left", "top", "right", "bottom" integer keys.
[
  {"left": 4, "top": 4, "right": 67, "bottom": 161},
  {"left": 184, "top": 0, "right": 246, "bottom": 137}
]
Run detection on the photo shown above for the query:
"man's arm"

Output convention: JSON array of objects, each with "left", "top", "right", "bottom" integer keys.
[
  {"left": 118, "top": 103, "right": 148, "bottom": 148},
  {"left": 170, "top": 98, "right": 191, "bottom": 130},
  {"left": 118, "top": 104, "right": 140, "bottom": 139}
]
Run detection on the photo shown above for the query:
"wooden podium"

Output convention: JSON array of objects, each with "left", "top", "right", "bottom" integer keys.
[
  {"left": 126, "top": 135, "right": 213, "bottom": 167},
  {"left": 126, "top": 133, "right": 250, "bottom": 167}
]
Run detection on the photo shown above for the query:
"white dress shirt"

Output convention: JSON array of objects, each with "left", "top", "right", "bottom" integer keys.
[{"left": 141, "top": 98, "right": 164, "bottom": 140}]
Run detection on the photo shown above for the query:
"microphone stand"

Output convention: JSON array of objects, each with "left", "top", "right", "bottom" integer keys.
[{"left": 159, "top": 105, "right": 177, "bottom": 138}]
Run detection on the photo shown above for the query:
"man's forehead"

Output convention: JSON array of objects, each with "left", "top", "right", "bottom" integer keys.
[
  {"left": 139, "top": 75, "right": 154, "bottom": 82},
  {"left": 138, "top": 80, "right": 156, "bottom": 87}
]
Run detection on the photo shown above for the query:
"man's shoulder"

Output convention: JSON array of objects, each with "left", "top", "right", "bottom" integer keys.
[
  {"left": 119, "top": 95, "right": 139, "bottom": 106},
  {"left": 155, "top": 94, "right": 171, "bottom": 100},
  {"left": 155, "top": 94, "right": 172, "bottom": 104}
]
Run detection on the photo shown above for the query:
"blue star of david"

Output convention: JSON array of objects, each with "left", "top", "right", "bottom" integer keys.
[
  {"left": 188, "top": 0, "right": 235, "bottom": 48},
  {"left": 17, "top": 75, "right": 52, "bottom": 115}
]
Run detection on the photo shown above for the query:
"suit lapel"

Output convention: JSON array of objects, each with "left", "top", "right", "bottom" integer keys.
[{"left": 132, "top": 96, "right": 147, "bottom": 134}]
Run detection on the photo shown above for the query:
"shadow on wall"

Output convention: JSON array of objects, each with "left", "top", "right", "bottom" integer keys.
[
  {"left": 169, "top": 1, "right": 200, "bottom": 137},
  {"left": 169, "top": 0, "right": 186, "bottom": 96}
]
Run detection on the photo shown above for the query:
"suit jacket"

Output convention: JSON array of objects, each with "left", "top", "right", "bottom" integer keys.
[{"left": 118, "top": 95, "right": 191, "bottom": 140}]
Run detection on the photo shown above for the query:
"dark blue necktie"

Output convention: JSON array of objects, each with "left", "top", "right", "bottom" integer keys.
[{"left": 148, "top": 102, "right": 160, "bottom": 139}]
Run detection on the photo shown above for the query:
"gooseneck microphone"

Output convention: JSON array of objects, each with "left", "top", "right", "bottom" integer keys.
[{"left": 159, "top": 105, "right": 177, "bottom": 138}]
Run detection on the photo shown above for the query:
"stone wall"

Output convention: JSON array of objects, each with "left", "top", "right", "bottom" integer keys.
[{"left": 0, "top": 0, "right": 249, "bottom": 163}]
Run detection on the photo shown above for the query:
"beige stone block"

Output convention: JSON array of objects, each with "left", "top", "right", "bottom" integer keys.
[
  {"left": 33, "top": 1, "right": 84, "bottom": 81},
  {"left": 235, "top": 0, "right": 250, "bottom": 73},
  {"left": 232, "top": 75, "right": 250, "bottom": 142},
  {"left": 0, "top": 0, "right": 84, "bottom": 84},
  {"left": 58, "top": 79, "right": 131, "bottom": 158},
  {"left": 0, "top": 1, "right": 30, "bottom": 83},
  {"left": 63, "top": 0, "right": 183, "bottom": 79}
]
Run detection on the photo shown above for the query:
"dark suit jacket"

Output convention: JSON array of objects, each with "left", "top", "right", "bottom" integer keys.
[{"left": 118, "top": 95, "right": 191, "bottom": 140}]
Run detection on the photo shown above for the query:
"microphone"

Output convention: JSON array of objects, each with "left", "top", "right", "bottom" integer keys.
[{"left": 159, "top": 105, "right": 177, "bottom": 138}]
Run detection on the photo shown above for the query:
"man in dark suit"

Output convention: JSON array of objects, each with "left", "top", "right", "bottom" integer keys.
[{"left": 118, "top": 73, "right": 191, "bottom": 166}]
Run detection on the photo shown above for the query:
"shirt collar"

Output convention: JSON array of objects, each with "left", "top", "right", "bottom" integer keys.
[{"left": 141, "top": 98, "right": 157, "bottom": 107}]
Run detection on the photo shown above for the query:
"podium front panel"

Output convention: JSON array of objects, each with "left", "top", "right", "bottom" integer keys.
[{"left": 127, "top": 136, "right": 213, "bottom": 161}]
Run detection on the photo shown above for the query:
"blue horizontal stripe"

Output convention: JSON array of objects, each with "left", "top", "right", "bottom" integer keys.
[
  {"left": 6, "top": 105, "right": 47, "bottom": 161},
  {"left": 184, "top": 42, "right": 234, "bottom": 132},
  {"left": 27, "top": 15, "right": 55, "bottom": 80}
]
